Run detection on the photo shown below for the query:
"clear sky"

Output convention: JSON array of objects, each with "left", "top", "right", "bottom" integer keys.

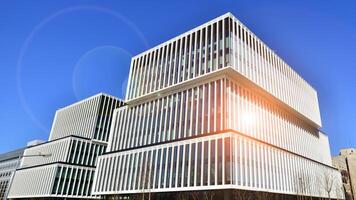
[{"left": 0, "top": 0, "right": 355, "bottom": 155}]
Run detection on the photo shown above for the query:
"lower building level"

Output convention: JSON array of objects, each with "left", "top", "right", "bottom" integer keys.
[
  {"left": 105, "top": 189, "right": 341, "bottom": 200},
  {"left": 93, "top": 132, "right": 344, "bottom": 199},
  {"left": 8, "top": 162, "right": 98, "bottom": 199}
]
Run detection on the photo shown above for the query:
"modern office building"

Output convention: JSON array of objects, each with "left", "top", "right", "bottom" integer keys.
[
  {"left": 0, "top": 141, "right": 45, "bottom": 200},
  {"left": 0, "top": 148, "right": 25, "bottom": 200},
  {"left": 8, "top": 93, "right": 124, "bottom": 199},
  {"left": 93, "top": 13, "right": 343, "bottom": 199},
  {"left": 333, "top": 148, "right": 356, "bottom": 200}
]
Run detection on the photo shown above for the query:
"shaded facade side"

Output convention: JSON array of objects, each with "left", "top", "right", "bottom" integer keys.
[{"left": 8, "top": 94, "right": 124, "bottom": 199}]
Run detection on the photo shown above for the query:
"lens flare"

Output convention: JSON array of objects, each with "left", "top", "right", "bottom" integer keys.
[{"left": 241, "top": 111, "right": 255, "bottom": 126}]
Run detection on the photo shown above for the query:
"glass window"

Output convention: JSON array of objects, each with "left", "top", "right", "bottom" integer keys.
[
  {"left": 180, "top": 37, "right": 185, "bottom": 82},
  {"left": 190, "top": 33, "right": 195, "bottom": 79},
  {"left": 146, "top": 103, "right": 152, "bottom": 145},
  {"left": 203, "top": 141, "right": 209, "bottom": 186},
  {"left": 172, "top": 146, "right": 178, "bottom": 187},
  {"left": 192, "top": 88, "right": 197, "bottom": 136},
  {"left": 174, "top": 41, "right": 180, "bottom": 84},
  {"left": 210, "top": 82, "right": 215, "bottom": 132},
  {"left": 88, "top": 144, "right": 95, "bottom": 166},
  {"left": 161, "top": 148, "right": 167, "bottom": 188},
  {"left": 166, "top": 147, "right": 172, "bottom": 188},
  {"left": 73, "top": 168, "right": 81, "bottom": 195},
  {"left": 197, "top": 86, "right": 203, "bottom": 135},
  {"left": 186, "top": 89, "right": 192, "bottom": 136},
  {"left": 125, "top": 154, "right": 132, "bottom": 190},
  {"left": 177, "top": 145, "right": 183, "bottom": 187},
  {"left": 241, "top": 139, "right": 246, "bottom": 186},
  {"left": 145, "top": 150, "right": 152, "bottom": 189},
  {"left": 150, "top": 150, "right": 156, "bottom": 189},
  {"left": 52, "top": 166, "right": 62, "bottom": 194},
  {"left": 83, "top": 170, "right": 91, "bottom": 196},
  {"left": 207, "top": 25, "right": 212, "bottom": 73},
  {"left": 130, "top": 153, "right": 137, "bottom": 190},
  {"left": 115, "top": 156, "right": 122, "bottom": 191},
  {"left": 175, "top": 93, "right": 181, "bottom": 140},
  {"left": 185, "top": 35, "right": 190, "bottom": 80},
  {"left": 155, "top": 149, "right": 161, "bottom": 188},
  {"left": 119, "top": 155, "right": 127, "bottom": 190},
  {"left": 210, "top": 140, "right": 216, "bottom": 185},
  {"left": 140, "top": 151, "right": 147, "bottom": 190},
  {"left": 108, "top": 157, "right": 116, "bottom": 191},
  {"left": 212, "top": 23, "right": 217, "bottom": 71},
  {"left": 190, "top": 143, "right": 196, "bottom": 186},
  {"left": 216, "top": 80, "right": 221, "bottom": 131},
  {"left": 197, "top": 142, "right": 202, "bottom": 186},
  {"left": 196, "top": 30, "right": 201, "bottom": 76},
  {"left": 68, "top": 140, "right": 76, "bottom": 163},
  {"left": 171, "top": 94, "right": 177, "bottom": 140},
  {"left": 230, "top": 137, "right": 235, "bottom": 184},
  {"left": 78, "top": 142, "right": 86, "bottom": 164},
  {"left": 78, "top": 169, "right": 86, "bottom": 195},
  {"left": 103, "top": 159, "right": 110, "bottom": 191},
  {"left": 181, "top": 91, "right": 187, "bottom": 138},
  {"left": 154, "top": 100, "right": 160, "bottom": 144},
  {"left": 73, "top": 141, "right": 81, "bottom": 164},
  {"left": 201, "top": 28, "right": 206, "bottom": 75},
  {"left": 217, "top": 138, "right": 223, "bottom": 185},
  {"left": 57, "top": 167, "right": 67, "bottom": 194},
  {"left": 203, "top": 84, "right": 209, "bottom": 134},
  {"left": 218, "top": 19, "right": 223, "bottom": 69},
  {"left": 225, "top": 137, "right": 231, "bottom": 184},
  {"left": 161, "top": 97, "right": 167, "bottom": 142},
  {"left": 183, "top": 144, "right": 189, "bottom": 187},
  {"left": 151, "top": 101, "right": 157, "bottom": 144},
  {"left": 136, "top": 152, "right": 143, "bottom": 190}
]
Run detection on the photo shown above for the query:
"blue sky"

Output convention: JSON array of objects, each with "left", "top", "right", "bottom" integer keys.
[{"left": 0, "top": 0, "right": 355, "bottom": 155}]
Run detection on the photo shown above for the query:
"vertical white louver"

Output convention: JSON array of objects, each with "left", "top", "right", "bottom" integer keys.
[
  {"left": 8, "top": 94, "right": 124, "bottom": 199},
  {"left": 93, "top": 13, "right": 342, "bottom": 199}
]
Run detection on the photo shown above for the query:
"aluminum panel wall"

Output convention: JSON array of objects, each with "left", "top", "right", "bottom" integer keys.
[
  {"left": 49, "top": 94, "right": 124, "bottom": 142},
  {"left": 21, "top": 138, "right": 71, "bottom": 168},
  {"left": 8, "top": 164, "right": 56, "bottom": 198},
  {"left": 8, "top": 163, "right": 97, "bottom": 199},
  {"left": 21, "top": 137, "right": 106, "bottom": 168},
  {"left": 49, "top": 95, "right": 101, "bottom": 141}
]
